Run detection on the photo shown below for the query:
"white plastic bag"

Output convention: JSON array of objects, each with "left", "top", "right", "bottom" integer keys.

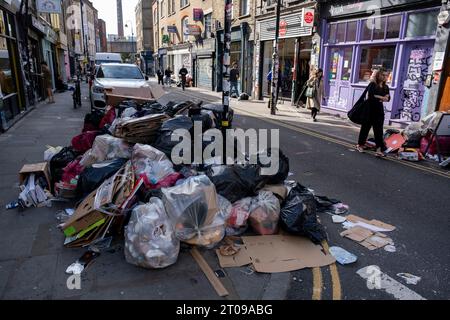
[
  {"left": 80, "top": 135, "right": 132, "bottom": 167},
  {"left": 162, "top": 175, "right": 225, "bottom": 247},
  {"left": 248, "top": 191, "right": 281, "bottom": 235},
  {"left": 125, "top": 198, "right": 180, "bottom": 269},
  {"left": 132, "top": 144, "right": 175, "bottom": 186}
]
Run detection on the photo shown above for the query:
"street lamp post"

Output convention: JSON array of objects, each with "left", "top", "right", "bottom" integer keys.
[{"left": 125, "top": 21, "right": 135, "bottom": 62}]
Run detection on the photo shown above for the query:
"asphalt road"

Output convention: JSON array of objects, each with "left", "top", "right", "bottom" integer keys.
[{"left": 160, "top": 86, "right": 450, "bottom": 300}]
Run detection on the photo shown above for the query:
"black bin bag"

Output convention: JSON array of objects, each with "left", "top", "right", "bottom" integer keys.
[
  {"left": 76, "top": 158, "right": 128, "bottom": 198},
  {"left": 280, "top": 183, "right": 327, "bottom": 244},
  {"left": 50, "top": 146, "right": 80, "bottom": 190},
  {"left": 258, "top": 148, "right": 289, "bottom": 185}
]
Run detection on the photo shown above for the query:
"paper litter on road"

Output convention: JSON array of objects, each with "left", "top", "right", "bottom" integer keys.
[
  {"left": 397, "top": 273, "right": 422, "bottom": 285},
  {"left": 332, "top": 215, "right": 347, "bottom": 223},
  {"left": 329, "top": 246, "right": 357, "bottom": 265},
  {"left": 343, "top": 215, "right": 396, "bottom": 233}
]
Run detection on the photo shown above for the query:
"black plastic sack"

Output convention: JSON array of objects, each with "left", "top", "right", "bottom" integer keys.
[
  {"left": 280, "top": 183, "right": 327, "bottom": 244},
  {"left": 258, "top": 148, "right": 289, "bottom": 185},
  {"left": 207, "top": 164, "right": 267, "bottom": 203},
  {"left": 83, "top": 110, "right": 104, "bottom": 131},
  {"left": 152, "top": 116, "right": 194, "bottom": 159},
  {"left": 76, "top": 158, "right": 128, "bottom": 198},
  {"left": 50, "top": 146, "right": 80, "bottom": 189},
  {"left": 166, "top": 101, "right": 198, "bottom": 117},
  {"left": 191, "top": 113, "right": 213, "bottom": 132},
  {"left": 402, "top": 132, "right": 422, "bottom": 148},
  {"left": 201, "top": 104, "right": 234, "bottom": 128}
]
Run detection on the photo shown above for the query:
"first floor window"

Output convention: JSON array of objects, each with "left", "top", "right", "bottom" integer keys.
[{"left": 359, "top": 45, "right": 396, "bottom": 83}]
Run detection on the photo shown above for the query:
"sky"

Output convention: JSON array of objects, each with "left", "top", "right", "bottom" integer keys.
[{"left": 90, "top": 0, "right": 139, "bottom": 37}]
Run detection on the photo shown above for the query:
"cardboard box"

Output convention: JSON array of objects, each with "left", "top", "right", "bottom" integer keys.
[
  {"left": 62, "top": 190, "right": 106, "bottom": 237},
  {"left": 19, "top": 162, "right": 51, "bottom": 189}
]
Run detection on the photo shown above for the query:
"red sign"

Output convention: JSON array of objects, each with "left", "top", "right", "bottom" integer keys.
[
  {"left": 305, "top": 12, "right": 314, "bottom": 24},
  {"left": 303, "top": 9, "right": 315, "bottom": 27},
  {"left": 279, "top": 20, "right": 287, "bottom": 36}
]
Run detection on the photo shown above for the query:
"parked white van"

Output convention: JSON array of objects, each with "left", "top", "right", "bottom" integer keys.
[{"left": 95, "top": 53, "right": 122, "bottom": 66}]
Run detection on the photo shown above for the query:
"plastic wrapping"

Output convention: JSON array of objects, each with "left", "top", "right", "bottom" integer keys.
[
  {"left": 226, "top": 197, "right": 253, "bottom": 236},
  {"left": 121, "top": 107, "right": 138, "bottom": 118},
  {"left": 248, "top": 191, "right": 281, "bottom": 235},
  {"left": 44, "top": 146, "right": 63, "bottom": 162},
  {"left": 280, "top": 183, "right": 327, "bottom": 244},
  {"left": 162, "top": 175, "right": 225, "bottom": 247},
  {"left": 132, "top": 144, "right": 175, "bottom": 187},
  {"left": 421, "top": 111, "right": 443, "bottom": 133},
  {"left": 80, "top": 135, "right": 132, "bottom": 167},
  {"left": 124, "top": 198, "right": 180, "bottom": 269}
]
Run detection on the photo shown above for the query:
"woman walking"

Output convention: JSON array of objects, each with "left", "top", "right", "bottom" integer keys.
[
  {"left": 41, "top": 61, "right": 54, "bottom": 104},
  {"left": 305, "top": 68, "right": 324, "bottom": 122},
  {"left": 356, "top": 68, "right": 390, "bottom": 157}
]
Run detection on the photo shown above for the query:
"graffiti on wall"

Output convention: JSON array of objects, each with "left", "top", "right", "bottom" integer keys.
[{"left": 397, "top": 47, "right": 433, "bottom": 122}]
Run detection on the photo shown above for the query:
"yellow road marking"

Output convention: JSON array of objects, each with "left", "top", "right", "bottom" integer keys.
[
  {"left": 322, "top": 241, "right": 342, "bottom": 301},
  {"left": 312, "top": 267, "right": 323, "bottom": 300},
  {"left": 235, "top": 108, "right": 450, "bottom": 180}
]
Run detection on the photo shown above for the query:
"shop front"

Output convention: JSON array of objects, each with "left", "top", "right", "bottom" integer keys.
[
  {"left": 42, "top": 25, "right": 58, "bottom": 91},
  {"left": 255, "top": 10, "right": 314, "bottom": 101},
  {"left": 192, "top": 38, "right": 215, "bottom": 90},
  {"left": 0, "top": 4, "right": 26, "bottom": 131},
  {"left": 167, "top": 44, "right": 191, "bottom": 81},
  {"left": 320, "top": 0, "right": 442, "bottom": 124}
]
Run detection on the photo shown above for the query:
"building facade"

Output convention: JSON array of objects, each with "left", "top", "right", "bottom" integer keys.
[
  {"left": 97, "top": 19, "right": 107, "bottom": 52},
  {"left": 318, "top": 0, "right": 449, "bottom": 124},
  {"left": 136, "top": 0, "right": 154, "bottom": 75}
]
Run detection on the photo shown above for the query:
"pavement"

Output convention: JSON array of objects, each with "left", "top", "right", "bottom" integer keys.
[{"left": 0, "top": 82, "right": 449, "bottom": 300}]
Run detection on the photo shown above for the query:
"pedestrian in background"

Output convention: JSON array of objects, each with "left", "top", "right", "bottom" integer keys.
[
  {"left": 230, "top": 63, "right": 240, "bottom": 98},
  {"left": 164, "top": 67, "right": 173, "bottom": 87},
  {"left": 356, "top": 68, "right": 390, "bottom": 157},
  {"left": 157, "top": 69, "right": 164, "bottom": 85},
  {"left": 41, "top": 61, "right": 54, "bottom": 104},
  {"left": 179, "top": 65, "right": 188, "bottom": 91},
  {"left": 305, "top": 68, "right": 324, "bottom": 122}
]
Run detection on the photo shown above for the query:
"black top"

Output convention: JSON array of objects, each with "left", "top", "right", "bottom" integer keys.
[
  {"left": 367, "top": 82, "right": 390, "bottom": 115},
  {"left": 164, "top": 69, "right": 172, "bottom": 77},
  {"left": 179, "top": 68, "right": 188, "bottom": 79},
  {"left": 230, "top": 68, "right": 239, "bottom": 82}
]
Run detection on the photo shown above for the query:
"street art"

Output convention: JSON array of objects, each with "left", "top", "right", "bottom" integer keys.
[{"left": 397, "top": 47, "right": 433, "bottom": 122}]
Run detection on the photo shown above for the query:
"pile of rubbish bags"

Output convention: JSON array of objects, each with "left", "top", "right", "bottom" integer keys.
[
  {"left": 373, "top": 112, "right": 450, "bottom": 164},
  {"left": 12, "top": 97, "right": 346, "bottom": 270}
]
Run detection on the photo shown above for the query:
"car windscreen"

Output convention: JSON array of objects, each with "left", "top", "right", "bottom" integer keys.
[
  {"left": 96, "top": 60, "right": 121, "bottom": 65},
  {"left": 96, "top": 65, "right": 144, "bottom": 79}
]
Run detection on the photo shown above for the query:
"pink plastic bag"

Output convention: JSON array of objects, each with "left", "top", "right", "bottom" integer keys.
[
  {"left": 61, "top": 157, "right": 84, "bottom": 184},
  {"left": 71, "top": 131, "right": 100, "bottom": 153}
]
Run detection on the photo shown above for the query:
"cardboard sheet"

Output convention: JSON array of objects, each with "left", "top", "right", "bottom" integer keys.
[
  {"left": 345, "top": 215, "right": 396, "bottom": 232},
  {"left": 216, "top": 235, "right": 335, "bottom": 273},
  {"left": 341, "top": 227, "right": 393, "bottom": 250}
]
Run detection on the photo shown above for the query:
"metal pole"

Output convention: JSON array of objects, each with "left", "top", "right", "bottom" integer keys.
[
  {"left": 80, "top": 0, "right": 89, "bottom": 67},
  {"left": 269, "top": 0, "right": 282, "bottom": 115},
  {"left": 222, "top": 0, "right": 232, "bottom": 156}
]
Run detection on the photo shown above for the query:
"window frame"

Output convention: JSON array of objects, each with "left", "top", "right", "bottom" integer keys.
[{"left": 180, "top": 0, "right": 189, "bottom": 9}]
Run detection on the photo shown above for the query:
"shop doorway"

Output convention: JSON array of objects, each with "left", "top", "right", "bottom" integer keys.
[{"left": 326, "top": 46, "right": 353, "bottom": 110}]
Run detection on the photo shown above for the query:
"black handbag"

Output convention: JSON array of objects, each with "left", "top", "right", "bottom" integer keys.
[{"left": 347, "top": 85, "right": 370, "bottom": 125}]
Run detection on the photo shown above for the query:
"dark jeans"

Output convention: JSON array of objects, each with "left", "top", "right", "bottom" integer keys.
[
  {"left": 230, "top": 81, "right": 239, "bottom": 97},
  {"left": 311, "top": 108, "right": 318, "bottom": 119},
  {"left": 158, "top": 77, "right": 164, "bottom": 85},
  {"left": 358, "top": 114, "right": 387, "bottom": 151}
]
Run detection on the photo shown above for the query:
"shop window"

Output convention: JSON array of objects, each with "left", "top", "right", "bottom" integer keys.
[
  {"left": 361, "top": 19, "right": 372, "bottom": 41},
  {"left": 328, "top": 24, "right": 337, "bottom": 44},
  {"left": 373, "top": 17, "right": 386, "bottom": 40},
  {"left": 359, "top": 45, "right": 396, "bottom": 83},
  {"left": 386, "top": 15, "right": 402, "bottom": 39},
  {"left": 0, "top": 37, "right": 18, "bottom": 96},
  {"left": 230, "top": 41, "right": 241, "bottom": 67},
  {"left": 336, "top": 23, "right": 345, "bottom": 43},
  {"left": 329, "top": 48, "right": 339, "bottom": 80},
  {"left": 346, "top": 21, "right": 357, "bottom": 42},
  {"left": 182, "top": 17, "right": 189, "bottom": 42},
  {"left": 342, "top": 48, "right": 353, "bottom": 81},
  {"left": 406, "top": 10, "right": 439, "bottom": 38}
]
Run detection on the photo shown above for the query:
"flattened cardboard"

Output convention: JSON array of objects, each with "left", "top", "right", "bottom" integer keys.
[
  {"left": 346, "top": 215, "right": 396, "bottom": 232},
  {"left": 340, "top": 226, "right": 374, "bottom": 242},
  {"left": 216, "top": 235, "right": 335, "bottom": 273},
  {"left": 360, "top": 233, "right": 393, "bottom": 250},
  {"left": 19, "top": 162, "right": 51, "bottom": 189}
]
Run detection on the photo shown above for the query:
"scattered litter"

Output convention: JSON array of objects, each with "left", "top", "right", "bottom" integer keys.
[
  {"left": 397, "top": 273, "right": 421, "bottom": 285},
  {"left": 343, "top": 215, "right": 396, "bottom": 233},
  {"left": 329, "top": 246, "right": 357, "bottom": 265},
  {"left": 332, "top": 215, "right": 347, "bottom": 223},
  {"left": 341, "top": 227, "right": 394, "bottom": 250},
  {"left": 88, "top": 236, "right": 113, "bottom": 252},
  {"left": 66, "top": 250, "right": 100, "bottom": 274},
  {"left": 384, "top": 245, "right": 397, "bottom": 253},
  {"left": 5, "top": 200, "right": 20, "bottom": 210},
  {"left": 214, "top": 270, "right": 226, "bottom": 278},
  {"left": 191, "top": 248, "right": 229, "bottom": 297}
]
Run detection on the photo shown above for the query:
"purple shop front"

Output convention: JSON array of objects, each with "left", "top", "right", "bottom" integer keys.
[{"left": 319, "top": 1, "right": 441, "bottom": 124}]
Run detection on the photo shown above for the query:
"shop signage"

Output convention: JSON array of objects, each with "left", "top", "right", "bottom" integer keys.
[
  {"left": 187, "top": 24, "right": 202, "bottom": 36},
  {"left": 158, "top": 48, "right": 168, "bottom": 55},
  {"left": 433, "top": 52, "right": 445, "bottom": 71},
  {"left": 37, "top": 0, "right": 62, "bottom": 14},
  {"left": 162, "top": 35, "right": 170, "bottom": 43},
  {"left": 45, "top": 26, "right": 58, "bottom": 43},
  {"left": 327, "top": 0, "right": 428, "bottom": 18},
  {"left": 193, "top": 8, "right": 203, "bottom": 21},
  {"left": 302, "top": 9, "right": 315, "bottom": 27},
  {"left": 167, "top": 25, "right": 178, "bottom": 33},
  {"left": 31, "top": 16, "right": 46, "bottom": 34},
  {"left": 279, "top": 20, "right": 287, "bottom": 36},
  {"left": 259, "top": 12, "right": 313, "bottom": 41}
]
